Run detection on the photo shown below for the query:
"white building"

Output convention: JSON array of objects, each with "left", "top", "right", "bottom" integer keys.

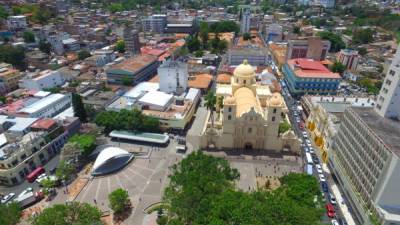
[
  {"left": 7, "top": 15, "right": 27, "bottom": 31},
  {"left": 375, "top": 46, "right": 400, "bottom": 119},
  {"left": 62, "top": 38, "right": 80, "bottom": 52},
  {"left": 142, "top": 14, "right": 167, "bottom": 33},
  {"left": 19, "top": 70, "right": 65, "bottom": 91},
  {"left": 158, "top": 60, "right": 188, "bottom": 94},
  {"left": 240, "top": 9, "right": 251, "bottom": 34},
  {"left": 337, "top": 49, "right": 359, "bottom": 71},
  {"left": 18, "top": 93, "right": 72, "bottom": 118}
]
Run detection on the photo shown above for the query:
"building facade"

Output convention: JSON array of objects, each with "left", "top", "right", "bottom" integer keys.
[
  {"left": 0, "top": 63, "right": 21, "bottom": 94},
  {"left": 201, "top": 60, "right": 300, "bottom": 152},
  {"left": 283, "top": 59, "right": 341, "bottom": 96},
  {"left": 124, "top": 28, "right": 140, "bottom": 55},
  {"left": 142, "top": 14, "right": 167, "bottom": 33},
  {"left": 19, "top": 70, "right": 65, "bottom": 91},
  {"left": 17, "top": 94, "right": 72, "bottom": 118},
  {"left": 158, "top": 60, "right": 188, "bottom": 94},
  {"left": 265, "top": 23, "right": 283, "bottom": 43},
  {"left": 7, "top": 15, "right": 27, "bottom": 31},
  {"left": 240, "top": 8, "right": 251, "bottom": 34},
  {"left": 285, "top": 37, "right": 331, "bottom": 61},
  {"left": 337, "top": 49, "right": 359, "bottom": 71},
  {"left": 228, "top": 48, "right": 269, "bottom": 66}
]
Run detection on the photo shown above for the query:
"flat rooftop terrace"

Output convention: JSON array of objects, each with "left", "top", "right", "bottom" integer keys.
[{"left": 351, "top": 107, "right": 400, "bottom": 156}]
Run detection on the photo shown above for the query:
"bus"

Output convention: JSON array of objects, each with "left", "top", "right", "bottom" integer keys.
[
  {"left": 26, "top": 167, "right": 45, "bottom": 183},
  {"left": 306, "top": 164, "right": 313, "bottom": 175},
  {"left": 305, "top": 152, "right": 313, "bottom": 165}
]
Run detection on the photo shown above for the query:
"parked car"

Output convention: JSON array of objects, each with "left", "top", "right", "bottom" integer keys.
[
  {"left": 18, "top": 187, "right": 33, "bottom": 198},
  {"left": 302, "top": 131, "right": 308, "bottom": 138},
  {"left": 1, "top": 192, "right": 15, "bottom": 204},
  {"left": 326, "top": 203, "right": 336, "bottom": 218},
  {"left": 35, "top": 173, "right": 48, "bottom": 184},
  {"left": 319, "top": 173, "right": 326, "bottom": 182},
  {"left": 331, "top": 219, "right": 339, "bottom": 225},
  {"left": 309, "top": 147, "right": 315, "bottom": 154},
  {"left": 321, "top": 181, "right": 329, "bottom": 192},
  {"left": 315, "top": 164, "right": 323, "bottom": 174},
  {"left": 313, "top": 156, "right": 320, "bottom": 164},
  {"left": 329, "top": 193, "right": 337, "bottom": 205}
]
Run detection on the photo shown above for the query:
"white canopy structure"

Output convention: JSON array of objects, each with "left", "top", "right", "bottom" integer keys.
[{"left": 91, "top": 147, "right": 134, "bottom": 176}]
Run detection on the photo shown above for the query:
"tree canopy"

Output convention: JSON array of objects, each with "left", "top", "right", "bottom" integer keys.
[
  {"left": 72, "top": 93, "right": 87, "bottom": 123},
  {"left": 352, "top": 29, "right": 374, "bottom": 45},
  {"left": 69, "top": 134, "right": 97, "bottom": 157},
  {"left": 23, "top": 31, "right": 35, "bottom": 43},
  {"left": 0, "top": 202, "right": 21, "bottom": 225},
  {"left": 78, "top": 50, "right": 91, "bottom": 60},
  {"left": 317, "top": 31, "right": 346, "bottom": 52},
  {"left": 108, "top": 188, "right": 130, "bottom": 214},
  {"left": 115, "top": 40, "right": 126, "bottom": 53},
  {"left": 56, "top": 160, "right": 75, "bottom": 182},
  {"left": 163, "top": 152, "right": 324, "bottom": 225},
  {"left": 331, "top": 61, "right": 346, "bottom": 75},
  {"left": 0, "top": 45, "right": 26, "bottom": 70},
  {"left": 32, "top": 202, "right": 102, "bottom": 225}
]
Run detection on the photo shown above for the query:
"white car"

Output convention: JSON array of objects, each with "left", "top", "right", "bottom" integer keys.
[
  {"left": 309, "top": 147, "right": 315, "bottom": 154},
  {"left": 1, "top": 192, "right": 15, "bottom": 204},
  {"left": 319, "top": 173, "right": 326, "bottom": 182},
  {"left": 315, "top": 164, "right": 323, "bottom": 174},
  {"left": 18, "top": 187, "right": 33, "bottom": 197},
  {"left": 36, "top": 173, "right": 48, "bottom": 184},
  {"left": 331, "top": 219, "right": 339, "bottom": 225},
  {"left": 296, "top": 118, "right": 301, "bottom": 123},
  {"left": 302, "top": 131, "right": 308, "bottom": 138},
  {"left": 329, "top": 193, "right": 337, "bottom": 205}
]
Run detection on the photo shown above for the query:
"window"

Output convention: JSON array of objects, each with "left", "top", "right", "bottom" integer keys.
[
  {"left": 228, "top": 115, "right": 231, "bottom": 120},
  {"left": 273, "top": 108, "right": 277, "bottom": 113},
  {"left": 228, "top": 107, "right": 232, "bottom": 112},
  {"left": 386, "top": 79, "right": 392, "bottom": 86},
  {"left": 272, "top": 116, "right": 275, "bottom": 122},
  {"left": 248, "top": 127, "right": 252, "bottom": 133},
  {"left": 389, "top": 70, "right": 396, "bottom": 76},
  {"left": 243, "top": 80, "right": 246, "bottom": 84}
]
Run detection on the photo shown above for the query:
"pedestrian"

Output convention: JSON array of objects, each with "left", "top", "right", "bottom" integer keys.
[{"left": 94, "top": 199, "right": 97, "bottom": 204}]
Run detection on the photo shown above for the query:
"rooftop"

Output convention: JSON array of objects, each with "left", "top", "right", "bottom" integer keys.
[
  {"left": 18, "top": 94, "right": 66, "bottom": 114},
  {"left": 107, "top": 55, "right": 157, "bottom": 74},
  {"left": 188, "top": 74, "right": 213, "bottom": 89},
  {"left": 287, "top": 59, "right": 341, "bottom": 79},
  {"left": 351, "top": 107, "right": 400, "bottom": 156},
  {"left": 139, "top": 91, "right": 173, "bottom": 108},
  {"left": 30, "top": 118, "right": 56, "bottom": 130}
]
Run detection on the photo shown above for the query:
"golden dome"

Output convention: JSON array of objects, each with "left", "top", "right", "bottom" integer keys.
[
  {"left": 234, "top": 87, "right": 259, "bottom": 116},
  {"left": 270, "top": 93, "right": 283, "bottom": 106},
  {"left": 233, "top": 60, "right": 255, "bottom": 77},
  {"left": 224, "top": 96, "right": 236, "bottom": 105}
]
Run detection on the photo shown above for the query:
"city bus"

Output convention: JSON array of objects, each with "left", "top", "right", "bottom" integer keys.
[
  {"left": 26, "top": 166, "right": 45, "bottom": 183},
  {"left": 305, "top": 152, "right": 313, "bottom": 165}
]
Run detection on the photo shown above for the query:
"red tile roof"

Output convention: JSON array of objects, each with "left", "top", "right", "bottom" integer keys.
[
  {"left": 287, "top": 59, "right": 341, "bottom": 79},
  {"left": 30, "top": 119, "right": 56, "bottom": 130}
]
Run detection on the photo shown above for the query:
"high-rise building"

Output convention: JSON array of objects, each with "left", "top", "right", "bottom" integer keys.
[
  {"left": 141, "top": 14, "right": 167, "bottom": 33},
  {"left": 336, "top": 49, "right": 359, "bottom": 71},
  {"left": 158, "top": 60, "right": 188, "bottom": 95},
  {"left": 124, "top": 28, "right": 140, "bottom": 55},
  {"left": 375, "top": 46, "right": 400, "bottom": 119},
  {"left": 285, "top": 37, "right": 331, "bottom": 61},
  {"left": 240, "top": 8, "right": 251, "bottom": 34}
]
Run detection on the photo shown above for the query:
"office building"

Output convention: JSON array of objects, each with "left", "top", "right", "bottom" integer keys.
[
  {"left": 142, "top": 14, "right": 167, "bottom": 33},
  {"left": 240, "top": 8, "right": 251, "bottom": 33},
  {"left": 158, "top": 60, "right": 188, "bottom": 95},
  {"left": 337, "top": 49, "right": 359, "bottom": 71},
  {"left": 375, "top": 46, "right": 400, "bottom": 119},
  {"left": 283, "top": 59, "right": 341, "bottom": 96},
  {"left": 124, "top": 28, "right": 140, "bottom": 55},
  {"left": 285, "top": 37, "right": 331, "bottom": 61},
  {"left": 106, "top": 55, "right": 159, "bottom": 85},
  {"left": 19, "top": 70, "right": 65, "bottom": 91},
  {"left": 0, "top": 63, "right": 21, "bottom": 94}
]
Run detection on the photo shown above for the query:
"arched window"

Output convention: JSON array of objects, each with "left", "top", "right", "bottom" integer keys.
[
  {"left": 243, "top": 79, "right": 246, "bottom": 84},
  {"left": 228, "top": 107, "right": 232, "bottom": 112},
  {"left": 228, "top": 115, "right": 231, "bottom": 120},
  {"left": 272, "top": 116, "right": 275, "bottom": 122},
  {"left": 273, "top": 108, "right": 277, "bottom": 113}
]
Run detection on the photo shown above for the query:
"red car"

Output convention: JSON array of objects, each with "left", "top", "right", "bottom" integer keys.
[
  {"left": 326, "top": 203, "right": 336, "bottom": 218},
  {"left": 299, "top": 122, "right": 304, "bottom": 129}
]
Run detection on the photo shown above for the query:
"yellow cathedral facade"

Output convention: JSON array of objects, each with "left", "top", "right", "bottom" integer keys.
[{"left": 200, "top": 60, "right": 301, "bottom": 153}]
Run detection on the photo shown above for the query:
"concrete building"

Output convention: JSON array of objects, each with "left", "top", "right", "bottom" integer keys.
[
  {"left": 285, "top": 37, "right": 331, "bottom": 61},
  {"left": 124, "top": 28, "right": 140, "bottom": 55},
  {"left": 19, "top": 70, "right": 65, "bottom": 91},
  {"left": 375, "top": 46, "right": 400, "bottom": 119},
  {"left": 240, "top": 8, "right": 251, "bottom": 34},
  {"left": 336, "top": 49, "right": 359, "bottom": 71},
  {"left": 265, "top": 23, "right": 283, "bottom": 43},
  {"left": 17, "top": 94, "right": 72, "bottom": 118},
  {"left": 228, "top": 48, "right": 269, "bottom": 66},
  {"left": 158, "top": 60, "right": 188, "bottom": 95},
  {"left": 319, "top": 0, "right": 335, "bottom": 8},
  {"left": 106, "top": 55, "right": 159, "bottom": 85},
  {"left": 142, "top": 14, "right": 167, "bottom": 33},
  {"left": 62, "top": 38, "right": 80, "bottom": 52},
  {"left": 7, "top": 15, "right": 27, "bottom": 31},
  {"left": 164, "top": 23, "right": 195, "bottom": 34},
  {"left": 0, "top": 117, "right": 80, "bottom": 186},
  {"left": 0, "top": 63, "right": 21, "bottom": 94},
  {"left": 25, "top": 50, "right": 50, "bottom": 70},
  {"left": 283, "top": 59, "right": 341, "bottom": 96},
  {"left": 200, "top": 60, "right": 301, "bottom": 152}
]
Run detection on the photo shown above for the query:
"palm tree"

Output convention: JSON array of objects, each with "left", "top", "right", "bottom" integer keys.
[
  {"left": 217, "top": 95, "right": 224, "bottom": 112},
  {"left": 204, "top": 91, "right": 217, "bottom": 128}
]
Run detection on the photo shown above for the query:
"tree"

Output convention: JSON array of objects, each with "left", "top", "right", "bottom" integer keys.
[
  {"left": 56, "top": 160, "right": 75, "bottom": 182},
  {"left": 278, "top": 120, "right": 291, "bottom": 134},
  {"left": 0, "top": 202, "right": 21, "bottom": 225},
  {"left": 217, "top": 40, "right": 228, "bottom": 53},
  {"left": 186, "top": 35, "right": 201, "bottom": 53},
  {"left": 69, "top": 134, "right": 97, "bottom": 157},
  {"left": 194, "top": 50, "right": 204, "bottom": 57},
  {"left": 352, "top": 28, "right": 374, "bottom": 44},
  {"left": 0, "top": 6, "right": 9, "bottom": 19},
  {"left": 122, "top": 77, "right": 132, "bottom": 86},
  {"left": 331, "top": 61, "right": 346, "bottom": 75},
  {"left": 32, "top": 202, "right": 102, "bottom": 225},
  {"left": 357, "top": 47, "right": 368, "bottom": 56},
  {"left": 115, "top": 40, "right": 126, "bottom": 53},
  {"left": 142, "top": 116, "right": 160, "bottom": 132},
  {"left": 78, "top": 50, "right": 91, "bottom": 60},
  {"left": 261, "top": 0, "right": 270, "bottom": 13},
  {"left": 23, "top": 31, "right": 35, "bottom": 43},
  {"left": 72, "top": 93, "right": 87, "bottom": 123},
  {"left": 317, "top": 31, "right": 346, "bottom": 52},
  {"left": 199, "top": 22, "right": 209, "bottom": 48},
  {"left": 204, "top": 90, "right": 217, "bottom": 127},
  {"left": 108, "top": 188, "right": 130, "bottom": 214},
  {"left": 293, "top": 26, "right": 301, "bottom": 35},
  {"left": 39, "top": 40, "right": 52, "bottom": 54},
  {"left": 0, "top": 45, "right": 26, "bottom": 70},
  {"left": 217, "top": 95, "right": 224, "bottom": 112},
  {"left": 0, "top": 96, "right": 6, "bottom": 104},
  {"left": 243, "top": 32, "right": 251, "bottom": 40}
]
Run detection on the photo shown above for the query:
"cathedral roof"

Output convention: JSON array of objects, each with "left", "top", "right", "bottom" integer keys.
[
  {"left": 234, "top": 87, "right": 260, "bottom": 117},
  {"left": 233, "top": 60, "right": 255, "bottom": 78},
  {"left": 269, "top": 92, "right": 283, "bottom": 107}
]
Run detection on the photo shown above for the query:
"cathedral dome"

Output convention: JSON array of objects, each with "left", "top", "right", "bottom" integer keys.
[
  {"left": 224, "top": 96, "right": 236, "bottom": 105},
  {"left": 270, "top": 93, "right": 283, "bottom": 106},
  {"left": 234, "top": 60, "right": 255, "bottom": 77}
]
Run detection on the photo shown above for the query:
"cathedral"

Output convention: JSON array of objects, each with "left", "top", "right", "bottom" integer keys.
[{"left": 200, "top": 60, "right": 301, "bottom": 153}]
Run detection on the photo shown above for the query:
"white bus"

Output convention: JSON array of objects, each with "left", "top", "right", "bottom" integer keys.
[{"left": 305, "top": 152, "right": 313, "bottom": 165}]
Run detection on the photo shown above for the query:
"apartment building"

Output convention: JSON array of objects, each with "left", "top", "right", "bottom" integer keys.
[
  {"left": 19, "top": 70, "right": 65, "bottom": 91},
  {"left": 7, "top": 15, "right": 27, "bottom": 31},
  {"left": 336, "top": 49, "right": 359, "bottom": 71},
  {"left": 285, "top": 37, "right": 331, "bottom": 61},
  {"left": 0, "top": 63, "right": 22, "bottom": 94},
  {"left": 17, "top": 93, "right": 72, "bottom": 118},
  {"left": 142, "top": 14, "right": 167, "bottom": 33}
]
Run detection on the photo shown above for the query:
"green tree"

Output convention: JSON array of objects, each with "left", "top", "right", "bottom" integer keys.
[
  {"left": 199, "top": 22, "right": 209, "bottom": 48},
  {"left": 0, "top": 6, "right": 9, "bottom": 19},
  {"left": 261, "top": 0, "right": 271, "bottom": 13},
  {"left": 243, "top": 32, "right": 251, "bottom": 40},
  {"left": 108, "top": 3, "right": 124, "bottom": 13},
  {"left": 204, "top": 90, "right": 217, "bottom": 127},
  {"left": 0, "top": 96, "right": 6, "bottom": 104},
  {"left": 331, "top": 61, "right": 346, "bottom": 75},
  {"left": 352, "top": 28, "right": 374, "bottom": 44},
  {"left": 39, "top": 40, "right": 52, "bottom": 54},
  {"left": 293, "top": 26, "right": 301, "bottom": 35},
  {"left": 186, "top": 35, "right": 201, "bottom": 53},
  {"left": 317, "top": 31, "right": 346, "bottom": 52},
  {"left": 121, "top": 77, "right": 132, "bottom": 86},
  {"left": 78, "top": 50, "right": 91, "bottom": 60},
  {"left": 142, "top": 116, "right": 160, "bottom": 132},
  {"left": 357, "top": 47, "right": 368, "bottom": 56},
  {"left": 0, "top": 45, "right": 26, "bottom": 70},
  {"left": 0, "top": 202, "right": 21, "bottom": 225},
  {"left": 56, "top": 160, "right": 75, "bottom": 182},
  {"left": 108, "top": 188, "right": 130, "bottom": 214},
  {"left": 32, "top": 202, "right": 102, "bottom": 225},
  {"left": 115, "top": 40, "right": 126, "bottom": 53},
  {"left": 279, "top": 120, "right": 291, "bottom": 134},
  {"left": 217, "top": 40, "right": 228, "bottom": 53},
  {"left": 23, "top": 31, "right": 35, "bottom": 43},
  {"left": 72, "top": 93, "right": 87, "bottom": 123},
  {"left": 69, "top": 134, "right": 96, "bottom": 157},
  {"left": 194, "top": 50, "right": 204, "bottom": 57}
]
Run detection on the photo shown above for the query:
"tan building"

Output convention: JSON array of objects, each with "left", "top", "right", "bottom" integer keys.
[
  {"left": 200, "top": 60, "right": 300, "bottom": 152},
  {"left": 0, "top": 63, "right": 21, "bottom": 94}
]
